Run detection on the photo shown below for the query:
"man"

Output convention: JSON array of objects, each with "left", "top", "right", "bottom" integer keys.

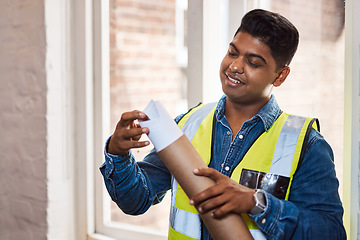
[{"left": 100, "top": 9, "right": 346, "bottom": 239}]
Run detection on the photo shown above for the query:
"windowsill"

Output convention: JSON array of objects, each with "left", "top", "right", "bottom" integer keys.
[
  {"left": 90, "top": 222, "right": 168, "bottom": 240},
  {"left": 88, "top": 233, "right": 117, "bottom": 240},
  {"left": 88, "top": 231, "right": 167, "bottom": 240}
]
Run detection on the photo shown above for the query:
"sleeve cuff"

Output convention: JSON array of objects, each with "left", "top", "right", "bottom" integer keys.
[
  {"left": 249, "top": 191, "right": 281, "bottom": 234},
  {"left": 103, "top": 136, "right": 133, "bottom": 176}
]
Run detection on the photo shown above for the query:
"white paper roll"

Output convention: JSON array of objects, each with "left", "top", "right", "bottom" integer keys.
[{"left": 139, "top": 100, "right": 183, "bottom": 152}]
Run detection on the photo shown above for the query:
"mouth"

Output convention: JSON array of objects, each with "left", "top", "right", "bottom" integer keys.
[{"left": 225, "top": 73, "right": 245, "bottom": 85}]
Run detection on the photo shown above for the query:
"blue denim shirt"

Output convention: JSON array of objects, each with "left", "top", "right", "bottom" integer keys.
[{"left": 100, "top": 95, "right": 346, "bottom": 240}]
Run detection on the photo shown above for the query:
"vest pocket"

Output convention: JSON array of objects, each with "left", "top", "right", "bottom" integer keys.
[{"left": 239, "top": 168, "right": 290, "bottom": 199}]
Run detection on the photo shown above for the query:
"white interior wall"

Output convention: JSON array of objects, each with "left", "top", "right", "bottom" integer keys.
[
  {"left": 0, "top": 0, "right": 80, "bottom": 239},
  {"left": 0, "top": 0, "right": 48, "bottom": 239}
]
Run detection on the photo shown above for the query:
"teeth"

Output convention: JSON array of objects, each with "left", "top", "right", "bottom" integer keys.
[{"left": 228, "top": 76, "right": 241, "bottom": 84}]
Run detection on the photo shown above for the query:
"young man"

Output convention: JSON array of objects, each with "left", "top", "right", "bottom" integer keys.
[{"left": 100, "top": 9, "right": 346, "bottom": 239}]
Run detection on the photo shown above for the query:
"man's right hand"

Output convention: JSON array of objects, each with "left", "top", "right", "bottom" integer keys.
[{"left": 108, "top": 110, "right": 150, "bottom": 155}]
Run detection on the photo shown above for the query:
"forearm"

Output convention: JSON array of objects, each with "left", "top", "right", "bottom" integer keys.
[
  {"left": 100, "top": 137, "right": 170, "bottom": 215},
  {"left": 100, "top": 151, "right": 153, "bottom": 214}
]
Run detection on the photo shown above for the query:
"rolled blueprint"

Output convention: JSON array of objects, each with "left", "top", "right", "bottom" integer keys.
[{"left": 140, "top": 100, "right": 253, "bottom": 240}]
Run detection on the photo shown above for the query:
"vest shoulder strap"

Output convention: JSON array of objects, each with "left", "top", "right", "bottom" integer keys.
[
  {"left": 177, "top": 102, "right": 204, "bottom": 129},
  {"left": 178, "top": 102, "right": 217, "bottom": 141}
]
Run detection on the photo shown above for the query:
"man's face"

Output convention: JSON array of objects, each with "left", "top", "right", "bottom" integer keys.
[{"left": 220, "top": 31, "right": 281, "bottom": 105}]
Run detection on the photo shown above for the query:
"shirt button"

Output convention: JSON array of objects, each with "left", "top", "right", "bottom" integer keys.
[
  {"left": 225, "top": 166, "right": 230, "bottom": 171},
  {"left": 261, "top": 218, "right": 266, "bottom": 224},
  {"left": 227, "top": 131, "right": 231, "bottom": 135},
  {"left": 239, "top": 134, "right": 244, "bottom": 139}
]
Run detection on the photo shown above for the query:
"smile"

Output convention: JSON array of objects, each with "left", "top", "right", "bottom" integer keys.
[
  {"left": 229, "top": 77, "right": 241, "bottom": 84},
  {"left": 226, "top": 73, "right": 244, "bottom": 85}
]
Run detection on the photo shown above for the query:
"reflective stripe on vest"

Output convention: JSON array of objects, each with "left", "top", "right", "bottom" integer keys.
[
  {"left": 271, "top": 115, "right": 306, "bottom": 177},
  {"left": 170, "top": 199, "right": 201, "bottom": 239},
  {"left": 250, "top": 230, "right": 267, "bottom": 240},
  {"left": 168, "top": 103, "right": 317, "bottom": 240}
]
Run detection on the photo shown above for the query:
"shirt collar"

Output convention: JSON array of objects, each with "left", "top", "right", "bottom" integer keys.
[{"left": 215, "top": 94, "right": 281, "bottom": 132}]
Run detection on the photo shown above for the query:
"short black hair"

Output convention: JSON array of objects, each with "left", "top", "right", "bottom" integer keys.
[{"left": 235, "top": 9, "right": 299, "bottom": 70}]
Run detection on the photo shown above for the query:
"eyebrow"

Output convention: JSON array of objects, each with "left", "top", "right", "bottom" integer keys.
[{"left": 229, "top": 42, "right": 267, "bottom": 65}]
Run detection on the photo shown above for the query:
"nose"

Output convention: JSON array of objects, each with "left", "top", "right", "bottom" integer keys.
[{"left": 229, "top": 58, "right": 244, "bottom": 73}]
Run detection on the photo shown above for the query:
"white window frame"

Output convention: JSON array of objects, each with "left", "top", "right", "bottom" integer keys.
[
  {"left": 175, "top": 0, "right": 188, "bottom": 67},
  {"left": 68, "top": 0, "right": 359, "bottom": 239}
]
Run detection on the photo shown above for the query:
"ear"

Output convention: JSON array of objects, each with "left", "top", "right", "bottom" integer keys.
[{"left": 273, "top": 66, "right": 290, "bottom": 87}]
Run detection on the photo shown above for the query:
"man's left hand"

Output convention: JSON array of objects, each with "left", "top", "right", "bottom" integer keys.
[{"left": 189, "top": 168, "right": 256, "bottom": 219}]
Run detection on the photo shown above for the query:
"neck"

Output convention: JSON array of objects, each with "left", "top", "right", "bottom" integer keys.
[{"left": 224, "top": 96, "right": 270, "bottom": 136}]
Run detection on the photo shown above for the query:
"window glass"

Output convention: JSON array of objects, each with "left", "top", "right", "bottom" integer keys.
[{"left": 109, "top": 0, "right": 188, "bottom": 234}]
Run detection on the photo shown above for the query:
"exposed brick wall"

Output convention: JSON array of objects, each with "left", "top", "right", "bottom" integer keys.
[
  {"left": 0, "top": 1, "right": 47, "bottom": 239},
  {"left": 109, "top": 0, "right": 182, "bottom": 231},
  {"left": 109, "top": 0, "right": 184, "bottom": 131},
  {"left": 271, "top": 0, "right": 345, "bottom": 193}
]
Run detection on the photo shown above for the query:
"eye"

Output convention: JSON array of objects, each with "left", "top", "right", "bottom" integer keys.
[
  {"left": 227, "top": 45, "right": 238, "bottom": 58},
  {"left": 246, "top": 59, "right": 260, "bottom": 68},
  {"left": 228, "top": 49, "right": 237, "bottom": 57}
]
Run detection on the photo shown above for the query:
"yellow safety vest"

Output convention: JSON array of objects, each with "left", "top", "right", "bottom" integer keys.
[{"left": 168, "top": 103, "right": 319, "bottom": 240}]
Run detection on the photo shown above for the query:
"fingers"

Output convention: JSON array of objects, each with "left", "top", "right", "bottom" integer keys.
[
  {"left": 116, "top": 127, "right": 150, "bottom": 149},
  {"left": 191, "top": 187, "right": 228, "bottom": 213},
  {"left": 108, "top": 110, "right": 150, "bottom": 155},
  {"left": 189, "top": 168, "right": 227, "bottom": 214},
  {"left": 190, "top": 186, "right": 248, "bottom": 218},
  {"left": 193, "top": 167, "right": 226, "bottom": 182},
  {"left": 121, "top": 125, "right": 147, "bottom": 140},
  {"left": 189, "top": 184, "right": 229, "bottom": 214},
  {"left": 117, "top": 111, "right": 149, "bottom": 129},
  {"left": 211, "top": 200, "right": 235, "bottom": 219},
  {"left": 190, "top": 168, "right": 256, "bottom": 218},
  {"left": 190, "top": 183, "right": 221, "bottom": 204},
  {"left": 190, "top": 168, "right": 227, "bottom": 206}
]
